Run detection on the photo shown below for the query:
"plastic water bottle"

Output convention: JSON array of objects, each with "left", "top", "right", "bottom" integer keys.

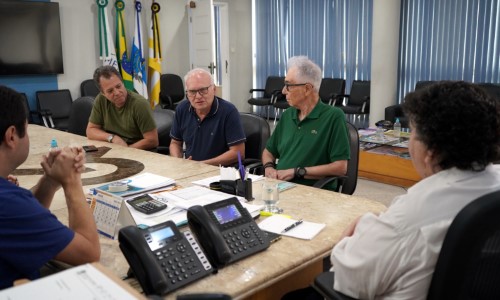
[
  {"left": 50, "top": 138, "right": 58, "bottom": 151},
  {"left": 394, "top": 118, "right": 401, "bottom": 138}
]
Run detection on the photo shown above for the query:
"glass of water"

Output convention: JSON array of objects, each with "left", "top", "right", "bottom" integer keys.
[{"left": 261, "top": 179, "right": 282, "bottom": 213}]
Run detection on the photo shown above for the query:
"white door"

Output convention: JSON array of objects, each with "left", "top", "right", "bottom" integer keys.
[{"left": 188, "top": 0, "right": 216, "bottom": 75}]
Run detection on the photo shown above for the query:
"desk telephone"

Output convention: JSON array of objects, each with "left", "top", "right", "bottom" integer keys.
[{"left": 118, "top": 197, "right": 270, "bottom": 295}]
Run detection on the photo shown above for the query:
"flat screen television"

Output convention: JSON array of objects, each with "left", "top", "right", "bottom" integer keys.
[{"left": 0, "top": 1, "right": 64, "bottom": 76}]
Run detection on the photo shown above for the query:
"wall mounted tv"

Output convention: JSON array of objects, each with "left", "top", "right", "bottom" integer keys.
[{"left": 0, "top": 1, "right": 64, "bottom": 76}]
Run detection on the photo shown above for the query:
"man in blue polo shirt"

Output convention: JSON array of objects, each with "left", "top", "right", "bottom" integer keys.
[{"left": 170, "top": 68, "right": 246, "bottom": 166}]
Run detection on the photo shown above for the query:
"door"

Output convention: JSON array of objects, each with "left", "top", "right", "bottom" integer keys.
[
  {"left": 188, "top": 0, "right": 216, "bottom": 75},
  {"left": 188, "top": 0, "right": 231, "bottom": 99}
]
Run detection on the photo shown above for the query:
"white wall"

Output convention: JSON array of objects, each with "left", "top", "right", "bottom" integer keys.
[{"left": 56, "top": 0, "right": 251, "bottom": 111}]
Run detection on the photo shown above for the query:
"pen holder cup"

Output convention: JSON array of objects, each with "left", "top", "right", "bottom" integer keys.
[{"left": 236, "top": 178, "right": 253, "bottom": 201}]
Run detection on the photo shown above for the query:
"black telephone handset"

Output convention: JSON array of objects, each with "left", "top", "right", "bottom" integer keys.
[
  {"left": 187, "top": 197, "right": 270, "bottom": 268},
  {"left": 118, "top": 221, "right": 213, "bottom": 296}
]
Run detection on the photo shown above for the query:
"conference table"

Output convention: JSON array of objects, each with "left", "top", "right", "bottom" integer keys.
[{"left": 15, "top": 125, "right": 387, "bottom": 299}]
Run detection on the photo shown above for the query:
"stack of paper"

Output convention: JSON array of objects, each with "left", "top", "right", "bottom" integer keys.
[{"left": 258, "top": 215, "right": 325, "bottom": 240}]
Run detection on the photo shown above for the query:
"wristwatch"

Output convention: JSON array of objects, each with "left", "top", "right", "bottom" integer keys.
[
  {"left": 106, "top": 134, "right": 114, "bottom": 143},
  {"left": 295, "top": 167, "right": 307, "bottom": 179}
]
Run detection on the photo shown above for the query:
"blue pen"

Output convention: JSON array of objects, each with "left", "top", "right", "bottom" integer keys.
[{"left": 237, "top": 151, "right": 244, "bottom": 180}]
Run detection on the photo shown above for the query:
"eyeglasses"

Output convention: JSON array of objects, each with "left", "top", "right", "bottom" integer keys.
[
  {"left": 186, "top": 85, "right": 212, "bottom": 97},
  {"left": 283, "top": 83, "right": 308, "bottom": 92}
]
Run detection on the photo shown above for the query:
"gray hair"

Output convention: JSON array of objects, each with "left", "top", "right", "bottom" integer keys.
[
  {"left": 184, "top": 68, "right": 215, "bottom": 86},
  {"left": 287, "top": 56, "right": 322, "bottom": 92}
]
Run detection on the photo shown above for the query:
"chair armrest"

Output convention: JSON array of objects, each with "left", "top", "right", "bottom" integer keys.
[
  {"left": 245, "top": 161, "right": 264, "bottom": 175},
  {"left": 313, "top": 175, "right": 347, "bottom": 192},
  {"left": 159, "top": 93, "right": 173, "bottom": 109},
  {"left": 312, "top": 272, "right": 358, "bottom": 300},
  {"left": 249, "top": 88, "right": 265, "bottom": 93}
]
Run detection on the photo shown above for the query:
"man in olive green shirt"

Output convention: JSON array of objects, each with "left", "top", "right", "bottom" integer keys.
[
  {"left": 262, "top": 56, "right": 350, "bottom": 189},
  {"left": 86, "top": 66, "right": 158, "bottom": 150}
]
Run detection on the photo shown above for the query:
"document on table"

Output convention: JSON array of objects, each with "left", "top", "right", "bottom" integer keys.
[
  {"left": 0, "top": 264, "right": 138, "bottom": 299},
  {"left": 258, "top": 215, "right": 326, "bottom": 240}
]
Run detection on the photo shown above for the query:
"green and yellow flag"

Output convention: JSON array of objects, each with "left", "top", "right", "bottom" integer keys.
[
  {"left": 115, "top": 0, "right": 133, "bottom": 90},
  {"left": 148, "top": 1, "right": 162, "bottom": 108}
]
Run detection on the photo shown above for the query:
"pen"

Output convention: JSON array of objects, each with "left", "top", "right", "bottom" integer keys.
[
  {"left": 237, "top": 151, "right": 244, "bottom": 180},
  {"left": 281, "top": 219, "right": 303, "bottom": 233}
]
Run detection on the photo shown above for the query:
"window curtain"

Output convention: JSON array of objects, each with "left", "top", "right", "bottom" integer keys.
[
  {"left": 398, "top": 0, "right": 500, "bottom": 102},
  {"left": 252, "top": 0, "right": 373, "bottom": 93}
]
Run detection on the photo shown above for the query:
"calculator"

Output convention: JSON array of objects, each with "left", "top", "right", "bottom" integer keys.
[{"left": 127, "top": 194, "right": 167, "bottom": 215}]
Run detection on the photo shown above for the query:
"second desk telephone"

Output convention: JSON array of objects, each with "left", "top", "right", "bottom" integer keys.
[{"left": 119, "top": 197, "right": 271, "bottom": 296}]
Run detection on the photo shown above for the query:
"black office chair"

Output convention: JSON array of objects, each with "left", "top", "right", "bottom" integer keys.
[
  {"left": 80, "top": 79, "right": 100, "bottom": 98},
  {"left": 385, "top": 80, "right": 437, "bottom": 127},
  {"left": 313, "top": 122, "right": 359, "bottom": 194},
  {"left": 153, "top": 106, "right": 175, "bottom": 155},
  {"left": 271, "top": 91, "right": 288, "bottom": 124},
  {"left": 248, "top": 76, "right": 285, "bottom": 120},
  {"left": 340, "top": 80, "right": 370, "bottom": 114},
  {"left": 159, "top": 74, "right": 185, "bottom": 110},
  {"left": 312, "top": 189, "right": 500, "bottom": 300},
  {"left": 239, "top": 112, "right": 271, "bottom": 171},
  {"left": 320, "top": 78, "right": 346, "bottom": 106},
  {"left": 67, "top": 96, "right": 95, "bottom": 136},
  {"left": 36, "top": 89, "right": 73, "bottom": 131},
  {"left": 477, "top": 82, "right": 500, "bottom": 102},
  {"left": 20, "top": 92, "right": 39, "bottom": 124}
]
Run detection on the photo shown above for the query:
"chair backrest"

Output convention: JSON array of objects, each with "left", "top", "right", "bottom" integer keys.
[
  {"left": 153, "top": 107, "right": 175, "bottom": 154},
  {"left": 319, "top": 78, "right": 346, "bottom": 106},
  {"left": 347, "top": 80, "right": 371, "bottom": 106},
  {"left": 427, "top": 189, "right": 500, "bottom": 300},
  {"left": 477, "top": 83, "right": 500, "bottom": 102},
  {"left": 239, "top": 112, "right": 270, "bottom": 160},
  {"left": 264, "top": 76, "right": 285, "bottom": 98},
  {"left": 342, "top": 122, "right": 359, "bottom": 195},
  {"left": 67, "top": 96, "right": 95, "bottom": 136},
  {"left": 415, "top": 80, "right": 436, "bottom": 90},
  {"left": 159, "top": 74, "right": 185, "bottom": 109},
  {"left": 36, "top": 89, "right": 73, "bottom": 130},
  {"left": 80, "top": 79, "right": 100, "bottom": 98}
]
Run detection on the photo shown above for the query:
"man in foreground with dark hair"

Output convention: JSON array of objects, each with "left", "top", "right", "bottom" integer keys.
[{"left": 0, "top": 86, "right": 100, "bottom": 289}]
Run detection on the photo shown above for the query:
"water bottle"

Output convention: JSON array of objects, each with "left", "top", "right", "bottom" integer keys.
[
  {"left": 50, "top": 138, "right": 58, "bottom": 151},
  {"left": 393, "top": 118, "right": 401, "bottom": 138}
]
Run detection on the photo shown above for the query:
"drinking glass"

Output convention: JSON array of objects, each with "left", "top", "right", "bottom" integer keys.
[{"left": 261, "top": 179, "right": 282, "bottom": 213}]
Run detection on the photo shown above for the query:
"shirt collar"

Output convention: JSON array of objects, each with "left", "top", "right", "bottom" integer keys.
[{"left": 292, "top": 99, "right": 325, "bottom": 121}]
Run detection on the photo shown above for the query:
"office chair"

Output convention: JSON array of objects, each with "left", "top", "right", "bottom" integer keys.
[
  {"left": 239, "top": 112, "right": 271, "bottom": 170},
  {"left": 159, "top": 74, "right": 185, "bottom": 110},
  {"left": 67, "top": 96, "right": 95, "bottom": 136},
  {"left": 477, "top": 82, "right": 500, "bottom": 102},
  {"left": 20, "top": 92, "right": 39, "bottom": 124},
  {"left": 320, "top": 78, "right": 346, "bottom": 106},
  {"left": 340, "top": 80, "right": 371, "bottom": 114},
  {"left": 153, "top": 106, "right": 175, "bottom": 155},
  {"left": 80, "top": 79, "right": 100, "bottom": 98},
  {"left": 313, "top": 122, "right": 359, "bottom": 194},
  {"left": 312, "top": 189, "right": 500, "bottom": 300},
  {"left": 248, "top": 76, "right": 285, "bottom": 120},
  {"left": 385, "top": 80, "right": 437, "bottom": 127},
  {"left": 36, "top": 89, "right": 73, "bottom": 131},
  {"left": 271, "top": 91, "right": 288, "bottom": 124}
]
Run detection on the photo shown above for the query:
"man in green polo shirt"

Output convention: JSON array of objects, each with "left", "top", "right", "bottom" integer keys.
[{"left": 262, "top": 56, "right": 350, "bottom": 190}]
